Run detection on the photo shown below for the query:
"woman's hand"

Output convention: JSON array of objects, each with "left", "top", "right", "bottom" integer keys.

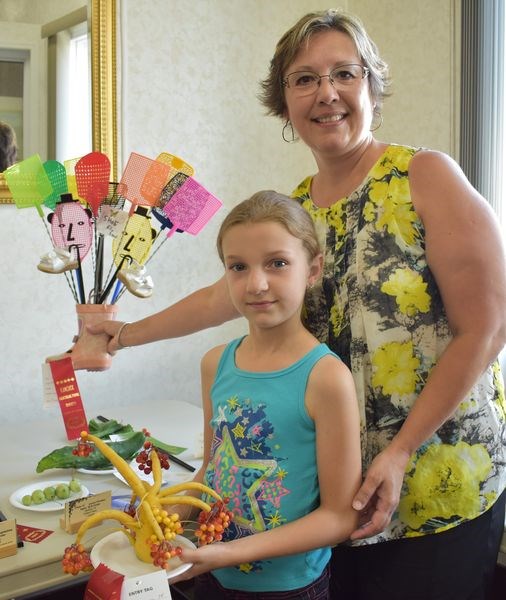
[{"left": 350, "top": 443, "right": 410, "bottom": 540}]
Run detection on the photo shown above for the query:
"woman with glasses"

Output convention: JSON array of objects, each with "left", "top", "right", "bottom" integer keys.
[{"left": 92, "top": 9, "right": 506, "bottom": 600}]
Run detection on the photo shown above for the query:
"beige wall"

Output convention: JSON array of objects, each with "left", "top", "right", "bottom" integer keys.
[
  {"left": 0, "top": 0, "right": 458, "bottom": 424},
  {"left": 350, "top": 0, "right": 459, "bottom": 157}
]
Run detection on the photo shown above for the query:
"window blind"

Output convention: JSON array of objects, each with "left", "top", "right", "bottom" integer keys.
[{"left": 460, "top": 0, "right": 504, "bottom": 226}]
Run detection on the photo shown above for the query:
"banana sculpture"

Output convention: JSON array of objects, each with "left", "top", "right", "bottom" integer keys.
[{"left": 62, "top": 431, "right": 229, "bottom": 575}]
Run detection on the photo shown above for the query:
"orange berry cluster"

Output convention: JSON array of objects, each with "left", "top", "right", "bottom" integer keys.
[
  {"left": 195, "top": 499, "right": 233, "bottom": 545},
  {"left": 149, "top": 539, "right": 183, "bottom": 570},
  {"left": 62, "top": 543, "right": 93, "bottom": 575}
]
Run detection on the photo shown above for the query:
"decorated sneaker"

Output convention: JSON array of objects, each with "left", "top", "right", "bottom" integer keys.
[
  {"left": 38, "top": 247, "right": 78, "bottom": 274},
  {"left": 117, "top": 261, "right": 154, "bottom": 298}
]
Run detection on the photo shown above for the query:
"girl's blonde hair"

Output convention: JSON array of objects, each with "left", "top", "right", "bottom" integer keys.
[
  {"left": 217, "top": 190, "right": 320, "bottom": 263},
  {"left": 259, "top": 8, "right": 391, "bottom": 120}
]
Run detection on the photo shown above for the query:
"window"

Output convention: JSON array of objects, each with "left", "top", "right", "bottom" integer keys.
[
  {"left": 0, "top": 51, "right": 27, "bottom": 160},
  {"left": 56, "top": 23, "right": 91, "bottom": 161},
  {"left": 460, "top": 0, "right": 505, "bottom": 233}
]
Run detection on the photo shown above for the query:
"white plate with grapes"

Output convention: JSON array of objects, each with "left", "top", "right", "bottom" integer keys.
[{"left": 9, "top": 479, "right": 90, "bottom": 512}]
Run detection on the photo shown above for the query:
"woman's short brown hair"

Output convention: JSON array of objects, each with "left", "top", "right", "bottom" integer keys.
[{"left": 258, "top": 8, "right": 391, "bottom": 120}]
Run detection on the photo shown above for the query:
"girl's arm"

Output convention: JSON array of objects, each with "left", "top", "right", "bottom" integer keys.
[
  {"left": 351, "top": 149, "right": 506, "bottom": 539},
  {"left": 175, "top": 354, "right": 362, "bottom": 577},
  {"left": 88, "top": 275, "right": 240, "bottom": 353}
]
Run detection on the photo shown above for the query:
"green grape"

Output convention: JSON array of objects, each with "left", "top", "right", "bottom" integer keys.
[
  {"left": 69, "top": 478, "right": 81, "bottom": 493},
  {"left": 55, "top": 483, "right": 70, "bottom": 499},
  {"left": 44, "top": 486, "right": 56, "bottom": 500},
  {"left": 31, "top": 489, "right": 45, "bottom": 504}
]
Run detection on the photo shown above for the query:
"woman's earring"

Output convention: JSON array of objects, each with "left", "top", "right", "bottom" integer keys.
[
  {"left": 282, "top": 120, "right": 297, "bottom": 143},
  {"left": 370, "top": 112, "right": 383, "bottom": 132}
]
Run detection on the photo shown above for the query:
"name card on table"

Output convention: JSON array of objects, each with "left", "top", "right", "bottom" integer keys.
[
  {"left": 48, "top": 357, "right": 88, "bottom": 440},
  {"left": 60, "top": 490, "right": 111, "bottom": 534},
  {"left": 121, "top": 570, "right": 172, "bottom": 599},
  {"left": 0, "top": 519, "right": 17, "bottom": 558}
]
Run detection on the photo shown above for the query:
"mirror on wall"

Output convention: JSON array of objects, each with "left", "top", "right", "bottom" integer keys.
[{"left": 0, "top": 0, "right": 118, "bottom": 204}]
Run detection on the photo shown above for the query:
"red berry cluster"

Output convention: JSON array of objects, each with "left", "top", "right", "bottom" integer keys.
[
  {"left": 62, "top": 543, "right": 93, "bottom": 575},
  {"left": 149, "top": 540, "right": 183, "bottom": 570},
  {"left": 135, "top": 440, "right": 169, "bottom": 474},
  {"left": 72, "top": 439, "right": 93, "bottom": 457},
  {"left": 195, "top": 499, "right": 233, "bottom": 546},
  {"left": 124, "top": 502, "right": 137, "bottom": 518}
]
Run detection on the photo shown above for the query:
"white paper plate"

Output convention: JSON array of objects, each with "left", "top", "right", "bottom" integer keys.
[
  {"left": 112, "top": 457, "right": 199, "bottom": 487},
  {"left": 77, "top": 466, "right": 115, "bottom": 475},
  {"left": 90, "top": 531, "right": 195, "bottom": 580},
  {"left": 9, "top": 480, "right": 90, "bottom": 512}
]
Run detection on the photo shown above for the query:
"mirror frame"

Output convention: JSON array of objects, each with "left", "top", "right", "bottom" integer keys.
[{"left": 0, "top": 0, "right": 118, "bottom": 204}]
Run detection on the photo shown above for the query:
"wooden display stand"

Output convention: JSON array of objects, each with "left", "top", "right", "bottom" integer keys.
[{"left": 0, "top": 519, "right": 17, "bottom": 559}]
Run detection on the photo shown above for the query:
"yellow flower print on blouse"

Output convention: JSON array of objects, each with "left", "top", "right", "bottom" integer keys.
[
  {"left": 301, "top": 199, "right": 327, "bottom": 226},
  {"left": 381, "top": 268, "right": 431, "bottom": 316},
  {"left": 492, "top": 362, "right": 506, "bottom": 419},
  {"left": 370, "top": 157, "right": 394, "bottom": 180},
  {"left": 370, "top": 146, "right": 414, "bottom": 180},
  {"left": 291, "top": 177, "right": 311, "bottom": 200},
  {"left": 363, "top": 200, "right": 376, "bottom": 222},
  {"left": 370, "top": 179, "right": 418, "bottom": 245},
  {"left": 327, "top": 202, "right": 346, "bottom": 238},
  {"left": 330, "top": 295, "right": 345, "bottom": 338},
  {"left": 372, "top": 340, "right": 420, "bottom": 395},
  {"left": 399, "top": 442, "right": 493, "bottom": 530}
]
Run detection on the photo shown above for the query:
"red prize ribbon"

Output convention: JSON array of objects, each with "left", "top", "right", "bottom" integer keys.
[{"left": 48, "top": 357, "right": 88, "bottom": 440}]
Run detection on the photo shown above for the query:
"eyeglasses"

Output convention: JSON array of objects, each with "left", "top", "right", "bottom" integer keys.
[{"left": 283, "top": 64, "right": 369, "bottom": 97}]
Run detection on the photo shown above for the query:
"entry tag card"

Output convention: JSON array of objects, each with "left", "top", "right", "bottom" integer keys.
[
  {"left": 0, "top": 519, "right": 17, "bottom": 558},
  {"left": 61, "top": 490, "right": 111, "bottom": 534},
  {"left": 42, "top": 363, "right": 59, "bottom": 407},
  {"left": 121, "top": 570, "right": 172, "bottom": 600},
  {"left": 48, "top": 357, "right": 88, "bottom": 440}
]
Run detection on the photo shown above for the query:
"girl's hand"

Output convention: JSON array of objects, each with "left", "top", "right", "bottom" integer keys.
[
  {"left": 169, "top": 543, "right": 229, "bottom": 583},
  {"left": 350, "top": 444, "right": 410, "bottom": 540},
  {"left": 87, "top": 320, "right": 125, "bottom": 354}
]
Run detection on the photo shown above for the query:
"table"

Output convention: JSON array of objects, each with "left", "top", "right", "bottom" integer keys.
[{"left": 0, "top": 400, "right": 203, "bottom": 600}]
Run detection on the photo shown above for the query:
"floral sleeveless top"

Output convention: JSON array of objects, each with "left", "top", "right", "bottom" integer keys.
[{"left": 292, "top": 144, "right": 506, "bottom": 544}]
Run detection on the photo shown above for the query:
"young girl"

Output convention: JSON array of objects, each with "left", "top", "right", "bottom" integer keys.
[{"left": 174, "top": 191, "right": 361, "bottom": 599}]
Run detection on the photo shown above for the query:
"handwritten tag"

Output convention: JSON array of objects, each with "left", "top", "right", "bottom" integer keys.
[
  {"left": 61, "top": 490, "right": 111, "bottom": 534},
  {"left": 0, "top": 519, "right": 17, "bottom": 558},
  {"left": 96, "top": 205, "right": 129, "bottom": 237},
  {"left": 42, "top": 363, "right": 59, "bottom": 407},
  {"left": 121, "top": 570, "right": 172, "bottom": 599}
]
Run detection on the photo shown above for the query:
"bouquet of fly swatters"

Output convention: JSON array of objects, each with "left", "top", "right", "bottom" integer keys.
[{"left": 4, "top": 150, "right": 222, "bottom": 371}]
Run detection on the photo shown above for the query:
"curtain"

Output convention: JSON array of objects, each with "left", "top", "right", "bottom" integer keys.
[{"left": 460, "top": 0, "right": 504, "bottom": 226}]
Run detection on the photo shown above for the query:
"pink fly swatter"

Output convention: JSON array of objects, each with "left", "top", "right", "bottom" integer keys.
[
  {"left": 161, "top": 176, "right": 222, "bottom": 237},
  {"left": 118, "top": 152, "right": 170, "bottom": 210}
]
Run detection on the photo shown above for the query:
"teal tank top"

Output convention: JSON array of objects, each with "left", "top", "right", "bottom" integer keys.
[{"left": 203, "top": 337, "right": 336, "bottom": 592}]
